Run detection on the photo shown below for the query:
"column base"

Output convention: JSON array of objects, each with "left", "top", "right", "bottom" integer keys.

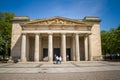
[
  {"left": 48, "top": 61, "right": 53, "bottom": 63},
  {"left": 89, "top": 57, "right": 93, "bottom": 61},
  {"left": 34, "top": 61, "right": 39, "bottom": 62},
  {"left": 62, "top": 60, "right": 66, "bottom": 62},
  {"left": 21, "top": 59, "right": 27, "bottom": 62},
  {"left": 85, "top": 57, "right": 88, "bottom": 61}
]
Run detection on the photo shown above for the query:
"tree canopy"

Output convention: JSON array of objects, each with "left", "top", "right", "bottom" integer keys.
[
  {"left": 0, "top": 12, "right": 15, "bottom": 58},
  {"left": 101, "top": 25, "right": 120, "bottom": 55}
]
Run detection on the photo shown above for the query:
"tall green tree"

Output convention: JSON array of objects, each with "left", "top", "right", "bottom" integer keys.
[
  {"left": 116, "top": 25, "right": 120, "bottom": 53},
  {"left": 101, "top": 25, "right": 120, "bottom": 55},
  {"left": 0, "top": 12, "right": 15, "bottom": 59},
  {"left": 101, "top": 30, "right": 109, "bottom": 55}
]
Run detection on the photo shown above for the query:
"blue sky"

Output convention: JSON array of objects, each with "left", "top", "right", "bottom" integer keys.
[{"left": 0, "top": 0, "right": 120, "bottom": 30}]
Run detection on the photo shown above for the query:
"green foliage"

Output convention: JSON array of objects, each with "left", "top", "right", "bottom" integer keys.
[
  {"left": 0, "top": 12, "right": 15, "bottom": 58},
  {"left": 101, "top": 25, "right": 120, "bottom": 55}
]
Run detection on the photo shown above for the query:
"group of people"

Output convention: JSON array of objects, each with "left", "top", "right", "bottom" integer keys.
[{"left": 54, "top": 55, "right": 62, "bottom": 64}]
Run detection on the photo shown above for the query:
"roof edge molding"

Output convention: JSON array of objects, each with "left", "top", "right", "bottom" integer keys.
[
  {"left": 83, "top": 16, "right": 101, "bottom": 22},
  {"left": 11, "top": 16, "right": 30, "bottom": 23},
  {"left": 12, "top": 16, "right": 101, "bottom": 26}
]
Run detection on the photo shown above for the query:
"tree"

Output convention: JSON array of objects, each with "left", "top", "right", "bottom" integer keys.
[
  {"left": 0, "top": 12, "right": 15, "bottom": 59},
  {"left": 101, "top": 25, "right": 120, "bottom": 56},
  {"left": 115, "top": 25, "right": 120, "bottom": 53},
  {"left": 101, "top": 30, "right": 112, "bottom": 55}
]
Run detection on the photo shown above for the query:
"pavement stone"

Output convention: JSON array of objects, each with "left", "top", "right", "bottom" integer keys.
[
  {"left": 0, "top": 71, "right": 120, "bottom": 80},
  {"left": 0, "top": 61, "right": 120, "bottom": 73},
  {"left": 0, "top": 61, "right": 120, "bottom": 80}
]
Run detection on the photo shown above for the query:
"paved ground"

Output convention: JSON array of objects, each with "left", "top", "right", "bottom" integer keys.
[
  {"left": 0, "top": 71, "right": 120, "bottom": 80},
  {"left": 0, "top": 61, "right": 120, "bottom": 73},
  {"left": 0, "top": 61, "right": 120, "bottom": 80}
]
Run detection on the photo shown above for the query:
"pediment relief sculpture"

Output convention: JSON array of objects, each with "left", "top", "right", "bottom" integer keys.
[
  {"left": 26, "top": 17, "right": 87, "bottom": 25},
  {"left": 28, "top": 19, "right": 81, "bottom": 25}
]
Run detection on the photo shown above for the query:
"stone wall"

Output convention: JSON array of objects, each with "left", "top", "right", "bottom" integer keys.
[
  {"left": 11, "top": 23, "right": 22, "bottom": 59},
  {"left": 89, "top": 24, "right": 102, "bottom": 60}
]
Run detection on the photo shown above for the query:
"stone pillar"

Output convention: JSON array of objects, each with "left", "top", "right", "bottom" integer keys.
[
  {"left": 39, "top": 35, "right": 42, "bottom": 61},
  {"left": 71, "top": 36, "right": 75, "bottom": 61},
  {"left": 89, "top": 35, "right": 92, "bottom": 61},
  {"left": 21, "top": 34, "right": 27, "bottom": 62},
  {"left": 48, "top": 33, "right": 53, "bottom": 62},
  {"left": 61, "top": 33, "right": 66, "bottom": 62},
  {"left": 34, "top": 34, "right": 40, "bottom": 62},
  {"left": 75, "top": 33, "right": 80, "bottom": 61},
  {"left": 84, "top": 35, "right": 88, "bottom": 61},
  {"left": 26, "top": 35, "right": 29, "bottom": 61}
]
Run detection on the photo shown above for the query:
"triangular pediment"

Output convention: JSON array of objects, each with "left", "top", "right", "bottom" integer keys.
[{"left": 26, "top": 16, "right": 88, "bottom": 26}]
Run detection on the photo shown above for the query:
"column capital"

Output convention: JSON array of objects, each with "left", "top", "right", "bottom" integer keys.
[
  {"left": 72, "top": 33, "right": 79, "bottom": 38},
  {"left": 22, "top": 33, "right": 27, "bottom": 35},
  {"left": 34, "top": 33, "right": 40, "bottom": 35},
  {"left": 84, "top": 34, "right": 89, "bottom": 37},
  {"left": 73, "top": 33, "right": 80, "bottom": 35},
  {"left": 75, "top": 33, "right": 79, "bottom": 35},
  {"left": 75, "top": 33, "right": 80, "bottom": 37},
  {"left": 48, "top": 32, "right": 53, "bottom": 35},
  {"left": 61, "top": 33, "right": 66, "bottom": 35}
]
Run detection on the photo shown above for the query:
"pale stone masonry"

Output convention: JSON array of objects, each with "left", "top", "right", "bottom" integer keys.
[{"left": 11, "top": 16, "right": 102, "bottom": 62}]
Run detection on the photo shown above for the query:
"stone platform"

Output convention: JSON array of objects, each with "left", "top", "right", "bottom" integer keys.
[
  {"left": 0, "top": 61, "right": 120, "bottom": 73},
  {"left": 0, "top": 61, "right": 120, "bottom": 80}
]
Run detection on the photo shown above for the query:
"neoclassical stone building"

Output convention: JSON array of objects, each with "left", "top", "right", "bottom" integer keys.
[{"left": 11, "top": 16, "right": 102, "bottom": 62}]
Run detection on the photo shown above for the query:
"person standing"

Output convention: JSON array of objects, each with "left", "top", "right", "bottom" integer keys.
[
  {"left": 67, "top": 54, "right": 69, "bottom": 61},
  {"left": 59, "top": 56, "right": 62, "bottom": 64},
  {"left": 56, "top": 56, "right": 59, "bottom": 64}
]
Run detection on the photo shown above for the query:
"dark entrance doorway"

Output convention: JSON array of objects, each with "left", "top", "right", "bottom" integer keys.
[
  {"left": 43, "top": 48, "right": 71, "bottom": 61},
  {"left": 43, "top": 48, "right": 48, "bottom": 61},
  {"left": 66, "top": 48, "right": 71, "bottom": 61},
  {"left": 53, "top": 48, "right": 60, "bottom": 61},
  {"left": 43, "top": 48, "right": 60, "bottom": 61},
  {"left": 53, "top": 48, "right": 60, "bottom": 57}
]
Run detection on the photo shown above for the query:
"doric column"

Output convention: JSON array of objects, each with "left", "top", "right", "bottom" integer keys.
[
  {"left": 39, "top": 35, "right": 42, "bottom": 61},
  {"left": 89, "top": 35, "right": 92, "bottom": 61},
  {"left": 48, "top": 33, "right": 53, "bottom": 62},
  {"left": 61, "top": 33, "right": 66, "bottom": 62},
  {"left": 34, "top": 34, "right": 40, "bottom": 62},
  {"left": 21, "top": 34, "right": 27, "bottom": 62},
  {"left": 26, "top": 35, "right": 29, "bottom": 61},
  {"left": 71, "top": 36, "right": 75, "bottom": 61},
  {"left": 84, "top": 35, "right": 88, "bottom": 61},
  {"left": 75, "top": 33, "right": 80, "bottom": 61}
]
